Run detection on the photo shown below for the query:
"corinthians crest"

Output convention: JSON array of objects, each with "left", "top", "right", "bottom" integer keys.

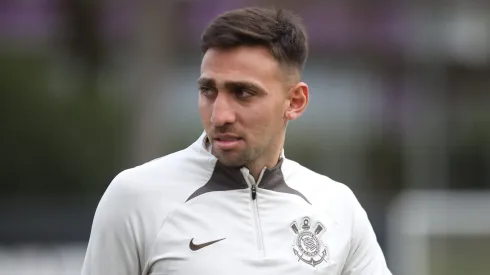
[{"left": 291, "top": 217, "right": 329, "bottom": 267}]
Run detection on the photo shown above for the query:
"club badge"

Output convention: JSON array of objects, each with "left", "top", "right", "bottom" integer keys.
[{"left": 291, "top": 217, "right": 329, "bottom": 267}]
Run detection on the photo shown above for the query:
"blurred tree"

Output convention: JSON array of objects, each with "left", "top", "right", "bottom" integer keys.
[
  {"left": 58, "top": 0, "right": 105, "bottom": 99},
  {"left": 125, "top": 0, "right": 177, "bottom": 165},
  {"left": 0, "top": 54, "right": 128, "bottom": 196}
]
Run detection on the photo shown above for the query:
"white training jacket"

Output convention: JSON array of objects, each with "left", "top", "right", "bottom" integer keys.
[{"left": 82, "top": 132, "right": 392, "bottom": 275}]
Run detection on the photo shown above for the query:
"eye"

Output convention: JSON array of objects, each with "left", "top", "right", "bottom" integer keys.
[
  {"left": 199, "top": 86, "right": 216, "bottom": 97},
  {"left": 234, "top": 88, "right": 254, "bottom": 99}
]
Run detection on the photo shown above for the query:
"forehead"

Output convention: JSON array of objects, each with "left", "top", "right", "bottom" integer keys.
[{"left": 200, "top": 46, "right": 282, "bottom": 84}]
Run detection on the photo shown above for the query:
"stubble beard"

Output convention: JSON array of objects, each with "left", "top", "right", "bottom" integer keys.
[
  {"left": 212, "top": 145, "right": 259, "bottom": 168},
  {"left": 210, "top": 125, "right": 285, "bottom": 169}
]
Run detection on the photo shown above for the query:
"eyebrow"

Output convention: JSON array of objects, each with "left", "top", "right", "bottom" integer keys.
[
  {"left": 197, "top": 77, "right": 266, "bottom": 94},
  {"left": 197, "top": 77, "right": 215, "bottom": 87}
]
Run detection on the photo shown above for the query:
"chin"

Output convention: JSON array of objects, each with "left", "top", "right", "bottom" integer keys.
[
  {"left": 213, "top": 151, "right": 247, "bottom": 168},
  {"left": 217, "top": 156, "right": 246, "bottom": 168}
]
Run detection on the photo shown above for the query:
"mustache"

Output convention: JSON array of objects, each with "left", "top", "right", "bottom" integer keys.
[{"left": 211, "top": 125, "right": 239, "bottom": 135}]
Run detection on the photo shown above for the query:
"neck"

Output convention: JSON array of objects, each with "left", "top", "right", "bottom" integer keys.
[
  {"left": 203, "top": 132, "right": 285, "bottom": 181},
  {"left": 246, "top": 135, "right": 285, "bottom": 181},
  {"left": 246, "top": 151, "right": 282, "bottom": 181}
]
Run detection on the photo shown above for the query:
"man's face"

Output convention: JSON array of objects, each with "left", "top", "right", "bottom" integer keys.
[{"left": 198, "top": 46, "right": 290, "bottom": 168}]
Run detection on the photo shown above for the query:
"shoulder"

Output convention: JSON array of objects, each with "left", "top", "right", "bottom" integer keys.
[
  {"left": 96, "top": 140, "right": 216, "bottom": 225},
  {"left": 110, "top": 142, "right": 216, "bottom": 198},
  {"left": 283, "top": 158, "right": 355, "bottom": 200},
  {"left": 282, "top": 158, "right": 359, "bottom": 220}
]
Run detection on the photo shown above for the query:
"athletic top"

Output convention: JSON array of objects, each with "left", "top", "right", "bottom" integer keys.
[{"left": 81, "top": 132, "right": 392, "bottom": 275}]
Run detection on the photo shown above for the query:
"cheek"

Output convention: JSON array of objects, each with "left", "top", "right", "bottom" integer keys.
[
  {"left": 271, "top": 100, "right": 288, "bottom": 122},
  {"left": 198, "top": 101, "right": 211, "bottom": 123},
  {"left": 238, "top": 108, "right": 264, "bottom": 129},
  {"left": 248, "top": 105, "right": 281, "bottom": 131}
]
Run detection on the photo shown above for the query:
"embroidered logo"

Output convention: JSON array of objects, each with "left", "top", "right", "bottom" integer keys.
[{"left": 291, "top": 217, "right": 329, "bottom": 267}]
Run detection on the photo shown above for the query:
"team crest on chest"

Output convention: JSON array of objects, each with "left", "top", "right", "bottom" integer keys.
[{"left": 291, "top": 217, "right": 329, "bottom": 267}]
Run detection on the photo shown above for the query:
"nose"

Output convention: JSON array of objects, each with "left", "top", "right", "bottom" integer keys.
[{"left": 210, "top": 93, "right": 236, "bottom": 126}]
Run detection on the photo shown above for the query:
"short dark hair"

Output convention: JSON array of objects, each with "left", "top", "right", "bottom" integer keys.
[{"left": 201, "top": 7, "right": 308, "bottom": 72}]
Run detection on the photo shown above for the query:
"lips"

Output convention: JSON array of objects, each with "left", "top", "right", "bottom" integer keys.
[
  {"left": 212, "top": 135, "right": 243, "bottom": 150},
  {"left": 215, "top": 137, "right": 241, "bottom": 141}
]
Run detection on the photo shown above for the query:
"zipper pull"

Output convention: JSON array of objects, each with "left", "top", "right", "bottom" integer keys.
[{"left": 251, "top": 184, "right": 257, "bottom": 200}]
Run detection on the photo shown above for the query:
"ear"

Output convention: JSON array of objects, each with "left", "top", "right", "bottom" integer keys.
[{"left": 285, "top": 82, "right": 309, "bottom": 121}]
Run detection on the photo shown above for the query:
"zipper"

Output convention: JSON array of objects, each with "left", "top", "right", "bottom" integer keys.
[{"left": 243, "top": 170, "right": 265, "bottom": 257}]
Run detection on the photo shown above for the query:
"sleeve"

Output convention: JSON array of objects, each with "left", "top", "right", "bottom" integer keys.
[
  {"left": 81, "top": 173, "right": 144, "bottom": 275},
  {"left": 341, "top": 189, "right": 392, "bottom": 275}
]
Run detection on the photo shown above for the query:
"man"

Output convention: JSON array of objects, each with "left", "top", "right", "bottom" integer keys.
[{"left": 82, "top": 7, "right": 392, "bottom": 275}]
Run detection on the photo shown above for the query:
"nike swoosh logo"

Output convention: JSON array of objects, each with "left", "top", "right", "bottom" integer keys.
[{"left": 189, "top": 238, "right": 226, "bottom": 251}]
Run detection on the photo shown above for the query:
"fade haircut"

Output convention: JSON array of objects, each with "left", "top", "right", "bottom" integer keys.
[{"left": 201, "top": 7, "right": 308, "bottom": 74}]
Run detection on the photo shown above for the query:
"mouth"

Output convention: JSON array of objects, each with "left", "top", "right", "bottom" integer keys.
[
  {"left": 214, "top": 137, "right": 242, "bottom": 141},
  {"left": 212, "top": 135, "right": 243, "bottom": 150}
]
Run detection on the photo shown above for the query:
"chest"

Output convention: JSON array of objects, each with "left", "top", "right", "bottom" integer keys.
[{"left": 145, "top": 189, "right": 351, "bottom": 275}]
